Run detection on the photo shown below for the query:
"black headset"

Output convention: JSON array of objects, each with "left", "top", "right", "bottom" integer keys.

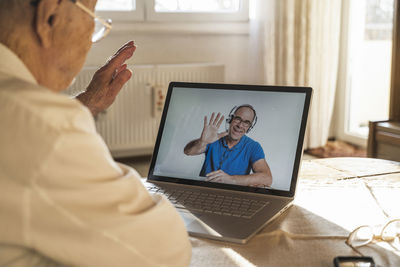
[{"left": 226, "top": 104, "right": 258, "bottom": 133}]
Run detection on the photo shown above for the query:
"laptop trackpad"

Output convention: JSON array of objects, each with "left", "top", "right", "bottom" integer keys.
[{"left": 179, "top": 211, "right": 222, "bottom": 237}]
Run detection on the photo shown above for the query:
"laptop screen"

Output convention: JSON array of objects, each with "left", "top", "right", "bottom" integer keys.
[{"left": 148, "top": 82, "right": 312, "bottom": 197}]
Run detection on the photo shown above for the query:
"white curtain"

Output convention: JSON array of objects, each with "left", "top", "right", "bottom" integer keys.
[{"left": 256, "top": 0, "right": 342, "bottom": 149}]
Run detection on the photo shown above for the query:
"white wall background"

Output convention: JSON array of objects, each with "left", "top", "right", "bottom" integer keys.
[
  {"left": 84, "top": 22, "right": 265, "bottom": 84},
  {"left": 152, "top": 86, "right": 306, "bottom": 191}
]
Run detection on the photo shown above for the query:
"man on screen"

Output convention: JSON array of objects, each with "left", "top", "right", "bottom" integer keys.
[{"left": 184, "top": 104, "right": 273, "bottom": 187}]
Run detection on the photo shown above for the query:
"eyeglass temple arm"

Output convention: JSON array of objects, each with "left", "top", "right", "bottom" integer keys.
[{"left": 69, "top": 0, "right": 112, "bottom": 29}]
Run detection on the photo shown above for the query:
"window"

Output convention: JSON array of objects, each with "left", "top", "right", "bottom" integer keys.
[
  {"left": 154, "top": 0, "right": 240, "bottom": 12},
  {"left": 95, "top": 0, "right": 249, "bottom": 22},
  {"left": 96, "top": 0, "right": 144, "bottom": 21},
  {"left": 96, "top": 0, "right": 135, "bottom": 11},
  {"left": 337, "top": 0, "right": 394, "bottom": 146}
]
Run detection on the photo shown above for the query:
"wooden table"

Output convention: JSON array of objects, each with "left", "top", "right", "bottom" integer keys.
[{"left": 190, "top": 157, "right": 400, "bottom": 266}]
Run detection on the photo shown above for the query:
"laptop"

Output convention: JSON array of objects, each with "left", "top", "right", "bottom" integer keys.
[{"left": 145, "top": 82, "right": 312, "bottom": 244}]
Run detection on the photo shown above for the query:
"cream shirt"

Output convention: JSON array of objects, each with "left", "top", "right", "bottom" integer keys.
[{"left": 0, "top": 43, "right": 191, "bottom": 267}]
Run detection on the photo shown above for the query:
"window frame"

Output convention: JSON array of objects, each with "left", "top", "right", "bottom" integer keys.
[
  {"left": 146, "top": 0, "right": 249, "bottom": 22},
  {"left": 95, "top": 0, "right": 249, "bottom": 22},
  {"left": 390, "top": 0, "right": 400, "bottom": 121},
  {"left": 95, "top": 0, "right": 145, "bottom": 22},
  {"left": 335, "top": 0, "right": 394, "bottom": 147}
]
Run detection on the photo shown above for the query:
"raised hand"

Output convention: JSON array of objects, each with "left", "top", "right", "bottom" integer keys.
[
  {"left": 76, "top": 41, "right": 136, "bottom": 116},
  {"left": 200, "top": 112, "right": 228, "bottom": 144},
  {"left": 183, "top": 112, "right": 228, "bottom": 155}
]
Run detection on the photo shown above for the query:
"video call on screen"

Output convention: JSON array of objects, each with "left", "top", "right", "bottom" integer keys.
[{"left": 153, "top": 86, "right": 306, "bottom": 192}]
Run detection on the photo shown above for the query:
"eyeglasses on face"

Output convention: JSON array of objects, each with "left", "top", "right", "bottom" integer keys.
[
  {"left": 69, "top": 0, "right": 112, "bottom": 43},
  {"left": 232, "top": 116, "right": 252, "bottom": 128},
  {"left": 345, "top": 219, "right": 400, "bottom": 256}
]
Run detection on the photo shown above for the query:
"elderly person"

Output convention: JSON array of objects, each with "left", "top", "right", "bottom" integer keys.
[{"left": 0, "top": 0, "right": 191, "bottom": 266}]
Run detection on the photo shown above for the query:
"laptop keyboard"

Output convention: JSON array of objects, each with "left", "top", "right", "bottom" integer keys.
[{"left": 148, "top": 186, "right": 269, "bottom": 219}]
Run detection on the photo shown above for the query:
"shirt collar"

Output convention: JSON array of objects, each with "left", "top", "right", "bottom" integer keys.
[
  {"left": 221, "top": 135, "right": 248, "bottom": 151},
  {"left": 0, "top": 42, "right": 38, "bottom": 85}
]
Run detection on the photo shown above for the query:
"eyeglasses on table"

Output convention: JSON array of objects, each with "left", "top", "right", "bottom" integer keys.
[{"left": 345, "top": 219, "right": 400, "bottom": 256}]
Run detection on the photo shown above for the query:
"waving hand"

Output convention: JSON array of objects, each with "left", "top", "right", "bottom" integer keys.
[
  {"left": 184, "top": 112, "right": 228, "bottom": 156},
  {"left": 200, "top": 112, "right": 228, "bottom": 144}
]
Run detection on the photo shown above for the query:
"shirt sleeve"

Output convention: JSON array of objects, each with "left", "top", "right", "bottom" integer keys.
[
  {"left": 28, "top": 109, "right": 191, "bottom": 267},
  {"left": 249, "top": 141, "right": 265, "bottom": 165}
]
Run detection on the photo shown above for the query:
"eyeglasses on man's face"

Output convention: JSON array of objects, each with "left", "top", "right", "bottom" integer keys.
[
  {"left": 69, "top": 0, "right": 112, "bottom": 43},
  {"left": 232, "top": 116, "right": 252, "bottom": 128},
  {"left": 345, "top": 219, "right": 400, "bottom": 256}
]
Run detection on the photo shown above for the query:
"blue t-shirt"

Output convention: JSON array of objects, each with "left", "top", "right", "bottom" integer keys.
[{"left": 200, "top": 135, "right": 265, "bottom": 177}]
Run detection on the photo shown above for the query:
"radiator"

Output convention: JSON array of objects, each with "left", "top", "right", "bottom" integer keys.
[{"left": 65, "top": 63, "right": 225, "bottom": 157}]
